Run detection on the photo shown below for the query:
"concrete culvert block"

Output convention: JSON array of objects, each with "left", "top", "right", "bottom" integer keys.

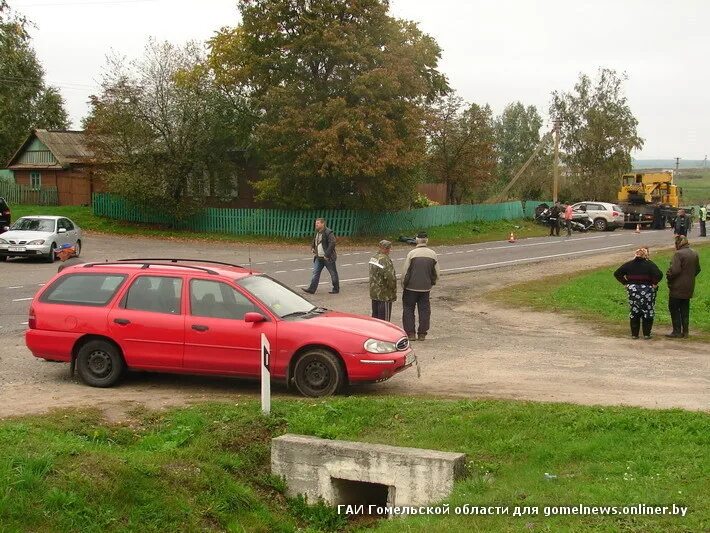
[{"left": 271, "top": 434, "right": 466, "bottom": 512}]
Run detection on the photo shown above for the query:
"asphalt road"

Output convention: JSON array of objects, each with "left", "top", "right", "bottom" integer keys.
[{"left": 0, "top": 227, "right": 683, "bottom": 334}]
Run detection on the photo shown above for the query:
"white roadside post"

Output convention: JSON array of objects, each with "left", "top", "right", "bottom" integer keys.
[{"left": 261, "top": 333, "right": 271, "bottom": 415}]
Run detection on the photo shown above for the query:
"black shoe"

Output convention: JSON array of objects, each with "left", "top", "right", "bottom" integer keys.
[
  {"left": 643, "top": 335, "right": 652, "bottom": 340},
  {"left": 328, "top": 290, "right": 339, "bottom": 294},
  {"left": 665, "top": 332, "right": 681, "bottom": 338},
  {"left": 407, "top": 334, "right": 416, "bottom": 341},
  {"left": 631, "top": 335, "right": 639, "bottom": 339},
  {"left": 417, "top": 334, "right": 426, "bottom": 341},
  {"left": 301, "top": 288, "right": 315, "bottom": 294}
]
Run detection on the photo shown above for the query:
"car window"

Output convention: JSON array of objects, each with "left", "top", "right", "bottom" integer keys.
[
  {"left": 237, "top": 275, "right": 313, "bottom": 318},
  {"left": 190, "top": 279, "right": 258, "bottom": 320},
  {"left": 123, "top": 276, "right": 183, "bottom": 314},
  {"left": 587, "top": 204, "right": 602, "bottom": 211},
  {"left": 612, "top": 205, "right": 624, "bottom": 212},
  {"left": 62, "top": 218, "right": 75, "bottom": 231},
  {"left": 11, "top": 218, "right": 55, "bottom": 232},
  {"left": 40, "top": 274, "right": 127, "bottom": 306}
]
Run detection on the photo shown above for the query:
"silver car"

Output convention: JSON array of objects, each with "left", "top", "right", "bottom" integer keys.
[{"left": 0, "top": 216, "right": 82, "bottom": 263}]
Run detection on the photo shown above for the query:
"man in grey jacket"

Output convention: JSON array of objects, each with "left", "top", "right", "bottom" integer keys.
[
  {"left": 401, "top": 231, "right": 439, "bottom": 341},
  {"left": 302, "top": 218, "right": 339, "bottom": 294}
]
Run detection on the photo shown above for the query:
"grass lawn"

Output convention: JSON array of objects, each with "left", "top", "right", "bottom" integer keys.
[
  {"left": 10, "top": 204, "right": 548, "bottom": 247},
  {"left": 0, "top": 398, "right": 707, "bottom": 532},
  {"left": 492, "top": 244, "right": 710, "bottom": 341}
]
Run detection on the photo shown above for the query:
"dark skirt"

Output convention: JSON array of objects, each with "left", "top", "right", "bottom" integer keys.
[{"left": 627, "top": 283, "right": 657, "bottom": 319}]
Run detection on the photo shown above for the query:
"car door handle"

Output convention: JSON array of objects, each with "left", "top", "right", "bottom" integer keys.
[
  {"left": 192, "top": 324, "right": 209, "bottom": 332},
  {"left": 113, "top": 318, "right": 130, "bottom": 325}
]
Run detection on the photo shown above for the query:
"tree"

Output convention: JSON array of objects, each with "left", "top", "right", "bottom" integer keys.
[
  {"left": 550, "top": 68, "right": 643, "bottom": 200},
  {"left": 494, "top": 102, "right": 551, "bottom": 200},
  {"left": 0, "top": 2, "right": 68, "bottom": 164},
  {"left": 209, "top": 0, "right": 448, "bottom": 210},
  {"left": 84, "top": 39, "right": 255, "bottom": 219},
  {"left": 426, "top": 95, "right": 497, "bottom": 204}
]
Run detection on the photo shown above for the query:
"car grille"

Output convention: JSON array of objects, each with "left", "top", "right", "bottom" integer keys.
[
  {"left": 8, "top": 240, "right": 27, "bottom": 245},
  {"left": 396, "top": 337, "right": 409, "bottom": 351}
]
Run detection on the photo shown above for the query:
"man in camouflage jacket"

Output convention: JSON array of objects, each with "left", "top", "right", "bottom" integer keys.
[{"left": 369, "top": 240, "right": 397, "bottom": 321}]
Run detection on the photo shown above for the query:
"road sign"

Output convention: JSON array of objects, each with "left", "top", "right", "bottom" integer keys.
[{"left": 261, "top": 333, "right": 271, "bottom": 415}]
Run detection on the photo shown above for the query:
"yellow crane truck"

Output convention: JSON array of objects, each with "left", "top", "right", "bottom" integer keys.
[{"left": 617, "top": 171, "right": 683, "bottom": 229}]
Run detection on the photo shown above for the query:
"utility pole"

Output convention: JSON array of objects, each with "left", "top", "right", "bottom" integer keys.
[
  {"left": 704, "top": 155, "right": 707, "bottom": 169},
  {"left": 675, "top": 157, "right": 681, "bottom": 171},
  {"left": 552, "top": 118, "right": 561, "bottom": 203}
]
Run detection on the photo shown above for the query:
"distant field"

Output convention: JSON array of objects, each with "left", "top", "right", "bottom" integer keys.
[{"left": 675, "top": 168, "right": 710, "bottom": 205}]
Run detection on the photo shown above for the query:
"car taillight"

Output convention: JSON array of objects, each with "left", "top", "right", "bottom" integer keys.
[
  {"left": 28, "top": 306, "right": 37, "bottom": 329},
  {"left": 1, "top": 210, "right": 9, "bottom": 216},
  {"left": 612, "top": 211, "right": 620, "bottom": 217}
]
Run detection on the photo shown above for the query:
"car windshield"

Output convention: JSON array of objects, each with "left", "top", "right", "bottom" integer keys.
[
  {"left": 237, "top": 275, "right": 315, "bottom": 319},
  {"left": 10, "top": 218, "right": 55, "bottom": 232},
  {"left": 613, "top": 205, "right": 624, "bottom": 212}
]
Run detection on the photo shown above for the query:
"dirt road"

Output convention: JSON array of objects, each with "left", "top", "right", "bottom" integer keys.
[{"left": 0, "top": 248, "right": 707, "bottom": 420}]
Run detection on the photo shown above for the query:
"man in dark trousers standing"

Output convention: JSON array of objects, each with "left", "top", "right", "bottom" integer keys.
[
  {"left": 665, "top": 236, "right": 701, "bottom": 338},
  {"left": 699, "top": 204, "right": 707, "bottom": 237},
  {"left": 549, "top": 201, "right": 561, "bottom": 236},
  {"left": 402, "top": 232, "right": 439, "bottom": 341},
  {"left": 368, "top": 240, "right": 396, "bottom": 321},
  {"left": 302, "top": 218, "right": 339, "bottom": 294},
  {"left": 674, "top": 209, "right": 690, "bottom": 237}
]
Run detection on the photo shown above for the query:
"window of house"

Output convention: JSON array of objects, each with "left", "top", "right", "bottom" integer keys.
[{"left": 30, "top": 172, "right": 41, "bottom": 190}]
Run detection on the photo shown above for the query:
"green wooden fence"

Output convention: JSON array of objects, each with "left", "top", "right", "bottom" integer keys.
[
  {"left": 92, "top": 193, "right": 546, "bottom": 238},
  {"left": 0, "top": 182, "right": 59, "bottom": 205}
]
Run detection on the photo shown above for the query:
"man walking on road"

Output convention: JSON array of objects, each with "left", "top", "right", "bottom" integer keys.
[
  {"left": 674, "top": 209, "right": 690, "bottom": 237},
  {"left": 302, "top": 218, "right": 339, "bottom": 294},
  {"left": 699, "top": 204, "right": 707, "bottom": 237},
  {"left": 564, "top": 202, "right": 574, "bottom": 236},
  {"left": 665, "top": 236, "right": 701, "bottom": 338},
  {"left": 402, "top": 232, "right": 439, "bottom": 341},
  {"left": 549, "top": 201, "right": 561, "bottom": 236},
  {"left": 368, "top": 240, "right": 396, "bottom": 321}
]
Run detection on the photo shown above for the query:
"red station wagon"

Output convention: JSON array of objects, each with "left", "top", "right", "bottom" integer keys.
[{"left": 25, "top": 259, "right": 415, "bottom": 397}]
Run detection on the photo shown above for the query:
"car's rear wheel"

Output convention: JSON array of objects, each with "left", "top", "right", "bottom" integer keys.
[
  {"left": 76, "top": 340, "right": 125, "bottom": 387},
  {"left": 74, "top": 240, "right": 82, "bottom": 257},
  {"left": 594, "top": 218, "right": 608, "bottom": 231},
  {"left": 293, "top": 349, "right": 344, "bottom": 397}
]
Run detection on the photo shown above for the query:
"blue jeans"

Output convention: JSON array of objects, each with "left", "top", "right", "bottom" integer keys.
[{"left": 307, "top": 257, "right": 339, "bottom": 292}]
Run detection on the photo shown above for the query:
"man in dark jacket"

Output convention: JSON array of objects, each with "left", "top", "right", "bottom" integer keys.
[
  {"left": 674, "top": 209, "right": 690, "bottom": 237},
  {"left": 665, "top": 236, "right": 701, "bottom": 338},
  {"left": 302, "top": 218, "right": 339, "bottom": 294},
  {"left": 402, "top": 232, "right": 439, "bottom": 341},
  {"left": 548, "top": 201, "right": 561, "bottom": 236}
]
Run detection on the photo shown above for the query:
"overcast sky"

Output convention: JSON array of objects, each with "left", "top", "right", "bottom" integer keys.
[{"left": 9, "top": 0, "right": 709, "bottom": 159}]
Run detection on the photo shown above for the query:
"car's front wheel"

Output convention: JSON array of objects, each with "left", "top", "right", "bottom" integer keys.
[
  {"left": 594, "top": 218, "right": 608, "bottom": 231},
  {"left": 76, "top": 340, "right": 125, "bottom": 387},
  {"left": 74, "top": 240, "right": 82, "bottom": 257},
  {"left": 45, "top": 243, "right": 56, "bottom": 263},
  {"left": 293, "top": 349, "right": 344, "bottom": 397}
]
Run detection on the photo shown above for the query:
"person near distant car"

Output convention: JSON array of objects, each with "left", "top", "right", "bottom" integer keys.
[
  {"left": 302, "top": 218, "right": 339, "bottom": 294},
  {"left": 613, "top": 247, "right": 663, "bottom": 339},
  {"left": 563, "top": 203, "right": 574, "bottom": 236},
  {"left": 368, "top": 240, "right": 397, "bottom": 321},
  {"left": 55, "top": 243, "right": 84, "bottom": 272},
  {"left": 674, "top": 209, "right": 690, "bottom": 237},
  {"left": 548, "top": 201, "right": 561, "bottom": 236},
  {"left": 665, "top": 236, "right": 701, "bottom": 338},
  {"left": 402, "top": 231, "right": 439, "bottom": 341},
  {"left": 699, "top": 204, "right": 707, "bottom": 237}
]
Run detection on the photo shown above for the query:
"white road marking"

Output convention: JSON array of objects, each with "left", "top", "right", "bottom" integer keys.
[
  {"left": 255, "top": 262, "right": 266, "bottom": 265},
  {"left": 274, "top": 260, "right": 283, "bottom": 263},
  {"left": 12, "top": 297, "right": 33, "bottom": 302},
  {"left": 274, "top": 270, "right": 287, "bottom": 274},
  {"left": 292, "top": 268, "right": 307, "bottom": 272},
  {"left": 341, "top": 264, "right": 353, "bottom": 267},
  {"left": 356, "top": 262, "right": 366, "bottom": 265},
  {"left": 288, "top": 259, "right": 299, "bottom": 262},
  {"left": 7, "top": 286, "right": 23, "bottom": 289},
  {"left": 20, "top": 322, "right": 28, "bottom": 325}
]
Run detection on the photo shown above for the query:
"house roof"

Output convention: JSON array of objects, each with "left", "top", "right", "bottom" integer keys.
[{"left": 6, "top": 130, "right": 95, "bottom": 170}]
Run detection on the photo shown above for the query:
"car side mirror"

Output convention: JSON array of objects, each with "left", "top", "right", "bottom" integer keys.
[
  {"left": 58, "top": 228, "right": 67, "bottom": 234},
  {"left": 244, "top": 312, "right": 266, "bottom": 323}
]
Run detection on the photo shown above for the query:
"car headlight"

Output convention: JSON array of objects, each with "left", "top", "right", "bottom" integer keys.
[
  {"left": 27, "top": 239, "right": 45, "bottom": 245},
  {"left": 364, "top": 338, "right": 397, "bottom": 354},
  {"left": 0, "top": 238, "right": 8, "bottom": 244}
]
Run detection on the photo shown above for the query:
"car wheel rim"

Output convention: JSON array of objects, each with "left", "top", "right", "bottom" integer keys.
[
  {"left": 304, "top": 361, "right": 330, "bottom": 389},
  {"left": 87, "top": 350, "right": 112, "bottom": 377}
]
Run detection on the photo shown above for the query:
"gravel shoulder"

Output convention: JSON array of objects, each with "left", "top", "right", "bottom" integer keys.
[{"left": 1, "top": 248, "right": 707, "bottom": 420}]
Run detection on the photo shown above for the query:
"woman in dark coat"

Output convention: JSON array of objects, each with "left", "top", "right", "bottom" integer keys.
[{"left": 613, "top": 247, "right": 663, "bottom": 339}]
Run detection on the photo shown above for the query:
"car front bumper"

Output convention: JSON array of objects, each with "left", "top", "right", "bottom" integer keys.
[
  {"left": 0, "top": 243, "right": 52, "bottom": 257},
  {"left": 345, "top": 348, "right": 416, "bottom": 382}
]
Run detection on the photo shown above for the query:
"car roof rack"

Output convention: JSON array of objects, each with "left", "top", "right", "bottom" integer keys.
[
  {"left": 81, "top": 261, "right": 218, "bottom": 275},
  {"left": 117, "top": 258, "right": 245, "bottom": 269}
]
